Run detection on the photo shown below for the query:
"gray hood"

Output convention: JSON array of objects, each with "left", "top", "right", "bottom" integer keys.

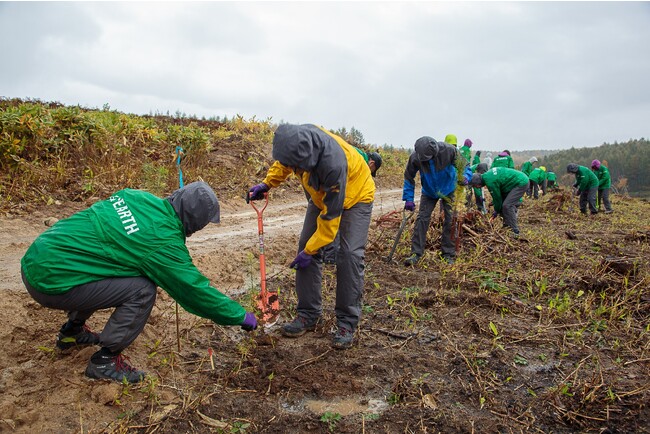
[
  {"left": 166, "top": 181, "right": 220, "bottom": 237},
  {"left": 566, "top": 163, "right": 579, "bottom": 174},
  {"left": 414, "top": 136, "right": 457, "bottom": 172},
  {"left": 272, "top": 124, "right": 322, "bottom": 171}
]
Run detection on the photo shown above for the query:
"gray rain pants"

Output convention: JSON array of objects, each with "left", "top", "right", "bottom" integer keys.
[
  {"left": 295, "top": 200, "right": 373, "bottom": 331},
  {"left": 580, "top": 187, "right": 598, "bottom": 214},
  {"left": 598, "top": 188, "right": 613, "bottom": 212},
  {"left": 22, "top": 270, "right": 157, "bottom": 353},
  {"left": 410, "top": 194, "right": 455, "bottom": 259},
  {"left": 502, "top": 184, "right": 528, "bottom": 234}
]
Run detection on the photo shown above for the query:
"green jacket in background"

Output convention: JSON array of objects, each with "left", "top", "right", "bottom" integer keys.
[
  {"left": 547, "top": 172, "right": 557, "bottom": 182},
  {"left": 481, "top": 167, "right": 529, "bottom": 213},
  {"left": 472, "top": 153, "right": 481, "bottom": 165},
  {"left": 21, "top": 188, "right": 246, "bottom": 326},
  {"left": 491, "top": 155, "right": 515, "bottom": 169},
  {"left": 573, "top": 166, "right": 599, "bottom": 191},
  {"left": 528, "top": 168, "right": 547, "bottom": 184},
  {"left": 460, "top": 145, "right": 472, "bottom": 162},
  {"left": 521, "top": 161, "right": 533, "bottom": 176},
  {"left": 593, "top": 166, "right": 611, "bottom": 189}
]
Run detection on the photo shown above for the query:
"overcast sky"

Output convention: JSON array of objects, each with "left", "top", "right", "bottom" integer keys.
[{"left": 1, "top": 2, "right": 649, "bottom": 151}]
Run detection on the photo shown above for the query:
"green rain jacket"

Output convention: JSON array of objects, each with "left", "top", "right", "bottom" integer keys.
[
  {"left": 593, "top": 166, "right": 611, "bottom": 189},
  {"left": 490, "top": 155, "right": 515, "bottom": 169},
  {"left": 573, "top": 166, "right": 599, "bottom": 192},
  {"left": 528, "top": 168, "right": 547, "bottom": 184},
  {"left": 21, "top": 187, "right": 246, "bottom": 325},
  {"left": 460, "top": 145, "right": 472, "bottom": 163},
  {"left": 521, "top": 161, "right": 533, "bottom": 176},
  {"left": 481, "top": 167, "right": 529, "bottom": 213}
]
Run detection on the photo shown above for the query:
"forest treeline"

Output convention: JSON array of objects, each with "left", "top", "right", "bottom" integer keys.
[{"left": 536, "top": 139, "right": 649, "bottom": 196}]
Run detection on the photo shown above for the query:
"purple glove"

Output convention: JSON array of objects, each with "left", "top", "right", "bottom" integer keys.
[
  {"left": 492, "top": 210, "right": 499, "bottom": 218},
  {"left": 404, "top": 201, "right": 416, "bottom": 211},
  {"left": 241, "top": 312, "right": 258, "bottom": 331},
  {"left": 290, "top": 250, "right": 312, "bottom": 270},
  {"left": 246, "top": 183, "right": 269, "bottom": 203}
]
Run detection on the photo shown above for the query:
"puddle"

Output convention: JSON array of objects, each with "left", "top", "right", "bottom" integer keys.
[{"left": 282, "top": 396, "right": 388, "bottom": 417}]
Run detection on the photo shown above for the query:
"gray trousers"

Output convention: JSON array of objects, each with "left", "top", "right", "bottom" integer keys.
[
  {"left": 411, "top": 194, "right": 455, "bottom": 258},
  {"left": 296, "top": 201, "right": 373, "bottom": 330},
  {"left": 598, "top": 188, "right": 612, "bottom": 211},
  {"left": 22, "top": 270, "right": 157, "bottom": 353},
  {"left": 580, "top": 187, "right": 598, "bottom": 214},
  {"left": 502, "top": 184, "right": 528, "bottom": 234}
]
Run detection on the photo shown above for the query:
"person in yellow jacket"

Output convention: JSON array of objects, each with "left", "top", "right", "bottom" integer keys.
[{"left": 247, "top": 124, "right": 375, "bottom": 349}]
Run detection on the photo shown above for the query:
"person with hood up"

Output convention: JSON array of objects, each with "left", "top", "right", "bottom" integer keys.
[
  {"left": 469, "top": 167, "right": 529, "bottom": 237},
  {"left": 21, "top": 182, "right": 257, "bottom": 384},
  {"left": 402, "top": 136, "right": 473, "bottom": 266},
  {"left": 491, "top": 150, "right": 515, "bottom": 169},
  {"left": 247, "top": 124, "right": 375, "bottom": 349},
  {"left": 528, "top": 166, "right": 547, "bottom": 199},
  {"left": 567, "top": 163, "right": 599, "bottom": 215},
  {"left": 444, "top": 134, "right": 458, "bottom": 147},
  {"left": 460, "top": 139, "right": 473, "bottom": 163},
  {"left": 591, "top": 159, "right": 613, "bottom": 213},
  {"left": 521, "top": 157, "right": 538, "bottom": 177}
]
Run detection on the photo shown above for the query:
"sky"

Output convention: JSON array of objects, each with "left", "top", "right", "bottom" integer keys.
[{"left": 1, "top": 1, "right": 649, "bottom": 152}]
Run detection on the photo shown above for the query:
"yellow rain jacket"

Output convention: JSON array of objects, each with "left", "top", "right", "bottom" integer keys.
[{"left": 262, "top": 124, "right": 375, "bottom": 255}]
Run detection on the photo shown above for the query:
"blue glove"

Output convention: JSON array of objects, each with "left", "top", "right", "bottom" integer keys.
[
  {"left": 241, "top": 312, "right": 258, "bottom": 331},
  {"left": 404, "top": 201, "right": 415, "bottom": 211},
  {"left": 246, "top": 183, "right": 269, "bottom": 203},
  {"left": 290, "top": 250, "right": 313, "bottom": 270}
]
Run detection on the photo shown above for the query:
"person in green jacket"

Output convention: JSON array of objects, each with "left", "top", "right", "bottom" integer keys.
[
  {"left": 528, "top": 166, "right": 547, "bottom": 199},
  {"left": 546, "top": 171, "right": 558, "bottom": 190},
  {"left": 490, "top": 150, "right": 515, "bottom": 169},
  {"left": 591, "top": 159, "right": 613, "bottom": 213},
  {"left": 520, "top": 157, "right": 538, "bottom": 177},
  {"left": 460, "top": 138, "right": 473, "bottom": 163},
  {"left": 567, "top": 163, "right": 599, "bottom": 215},
  {"left": 468, "top": 162, "right": 488, "bottom": 213},
  {"left": 470, "top": 167, "right": 529, "bottom": 236},
  {"left": 21, "top": 182, "right": 258, "bottom": 383}
]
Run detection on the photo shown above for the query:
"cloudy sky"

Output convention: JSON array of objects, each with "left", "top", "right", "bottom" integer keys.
[{"left": 1, "top": 2, "right": 649, "bottom": 151}]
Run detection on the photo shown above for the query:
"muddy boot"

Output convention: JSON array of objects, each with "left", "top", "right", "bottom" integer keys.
[
  {"left": 85, "top": 349, "right": 146, "bottom": 384},
  {"left": 56, "top": 321, "right": 100, "bottom": 351},
  {"left": 281, "top": 316, "right": 320, "bottom": 337},
  {"left": 332, "top": 326, "right": 355, "bottom": 350},
  {"left": 403, "top": 254, "right": 421, "bottom": 267}
]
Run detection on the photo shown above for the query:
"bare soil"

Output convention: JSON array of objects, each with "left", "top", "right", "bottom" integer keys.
[{"left": 1, "top": 188, "right": 648, "bottom": 434}]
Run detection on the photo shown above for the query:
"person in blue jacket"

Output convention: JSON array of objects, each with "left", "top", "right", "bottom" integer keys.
[{"left": 403, "top": 136, "right": 472, "bottom": 265}]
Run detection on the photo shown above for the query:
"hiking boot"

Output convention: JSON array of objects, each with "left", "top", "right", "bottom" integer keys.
[
  {"left": 442, "top": 255, "right": 455, "bottom": 264},
  {"left": 605, "top": 209, "right": 613, "bottom": 214},
  {"left": 281, "top": 316, "right": 319, "bottom": 337},
  {"left": 56, "top": 325, "right": 100, "bottom": 351},
  {"left": 85, "top": 352, "right": 146, "bottom": 384},
  {"left": 332, "top": 326, "right": 355, "bottom": 350},
  {"left": 404, "top": 254, "right": 421, "bottom": 267}
]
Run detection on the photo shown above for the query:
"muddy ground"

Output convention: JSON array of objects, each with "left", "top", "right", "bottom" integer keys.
[{"left": 0, "top": 188, "right": 648, "bottom": 433}]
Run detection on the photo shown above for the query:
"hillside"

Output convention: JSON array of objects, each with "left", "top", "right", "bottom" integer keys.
[{"left": 0, "top": 99, "right": 648, "bottom": 433}]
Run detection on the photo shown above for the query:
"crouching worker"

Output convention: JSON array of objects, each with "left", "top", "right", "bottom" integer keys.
[
  {"left": 470, "top": 167, "right": 529, "bottom": 237},
  {"left": 21, "top": 182, "right": 257, "bottom": 384}
]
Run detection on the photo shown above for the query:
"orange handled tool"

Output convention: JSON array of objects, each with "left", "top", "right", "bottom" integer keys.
[{"left": 249, "top": 192, "right": 280, "bottom": 325}]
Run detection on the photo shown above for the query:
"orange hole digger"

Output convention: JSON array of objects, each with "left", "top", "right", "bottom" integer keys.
[{"left": 249, "top": 192, "right": 280, "bottom": 325}]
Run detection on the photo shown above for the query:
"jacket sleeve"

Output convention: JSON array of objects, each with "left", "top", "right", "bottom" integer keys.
[
  {"left": 263, "top": 161, "right": 295, "bottom": 188},
  {"left": 488, "top": 183, "right": 503, "bottom": 213},
  {"left": 402, "top": 153, "right": 419, "bottom": 202},
  {"left": 140, "top": 243, "right": 246, "bottom": 325}
]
